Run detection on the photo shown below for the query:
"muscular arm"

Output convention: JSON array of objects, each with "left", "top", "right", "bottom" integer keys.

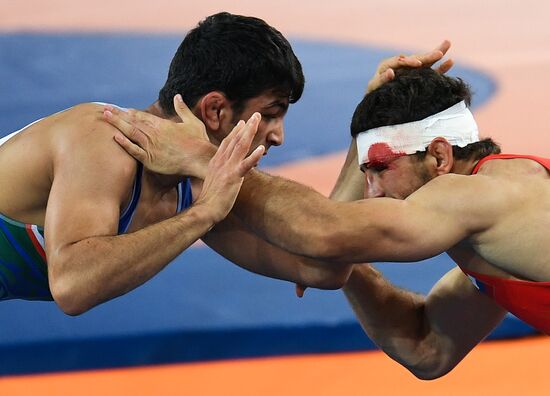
[
  {"left": 344, "top": 265, "right": 506, "bottom": 379},
  {"left": 330, "top": 135, "right": 505, "bottom": 378},
  {"left": 233, "top": 172, "right": 487, "bottom": 263},
  {"left": 202, "top": 213, "right": 351, "bottom": 290},
  {"left": 329, "top": 138, "right": 364, "bottom": 202},
  {"left": 45, "top": 121, "right": 219, "bottom": 315}
]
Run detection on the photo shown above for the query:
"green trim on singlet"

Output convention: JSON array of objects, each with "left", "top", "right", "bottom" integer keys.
[
  {"left": 0, "top": 212, "right": 43, "bottom": 231},
  {"left": 0, "top": 213, "right": 51, "bottom": 301}
]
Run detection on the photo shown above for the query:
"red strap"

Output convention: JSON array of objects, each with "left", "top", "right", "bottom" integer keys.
[{"left": 472, "top": 154, "right": 550, "bottom": 174}]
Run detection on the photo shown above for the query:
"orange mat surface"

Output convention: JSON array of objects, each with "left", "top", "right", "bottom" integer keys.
[{"left": 1, "top": 336, "right": 548, "bottom": 395}]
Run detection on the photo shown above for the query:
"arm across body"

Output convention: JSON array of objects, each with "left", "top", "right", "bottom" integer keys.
[
  {"left": 202, "top": 213, "right": 352, "bottom": 290},
  {"left": 47, "top": 114, "right": 262, "bottom": 315},
  {"left": 233, "top": 171, "right": 485, "bottom": 264},
  {"left": 344, "top": 265, "right": 506, "bottom": 379},
  {"left": 46, "top": 123, "right": 218, "bottom": 315}
]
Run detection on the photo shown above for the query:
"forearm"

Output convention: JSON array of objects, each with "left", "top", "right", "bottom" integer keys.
[
  {"left": 203, "top": 213, "right": 352, "bottom": 289},
  {"left": 48, "top": 203, "right": 216, "bottom": 315},
  {"left": 329, "top": 138, "right": 364, "bottom": 202},
  {"left": 343, "top": 265, "right": 441, "bottom": 379},
  {"left": 234, "top": 169, "right": 348, "bottom": 260}
]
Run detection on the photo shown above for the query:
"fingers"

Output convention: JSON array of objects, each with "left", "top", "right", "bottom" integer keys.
[
  {"left": 223, "top": 113, "right": 261, "bottom": 160},
  {"left": 121, "top": 106, "right": 161, "bottom": 128},
  {"left": 435, "top": 39, "right": 451, "bottom": 57},
  {"left": 435, "top": 58, "right": 454, "bottom": 74},
  {"left": 239, "top": 145, "right": 265, "bottom": 175},
  {"left": 368, "top": 40, "right": 453, "bottom": 94},
  {"left": 233, "top": 113, "right": 261, "bottom": 158},
  {"left": 413, "top": 40, "right": 452, "bottom": 68},
  {"left": 377, "top": 54, "right": 421, "bottom": 74},
  {"left": 173, "top": 94, "right": 196, "bottom": 122},
  {"left": 218, "top": 120, "right": 246, "bottom": 155},
  {"left": 103, "top": 108, "right": 150, "bottom": 148},
  {"left": 113, "top": 132, "right": 148, "bottom": 162},
  {"left": 366, "top": 68, "right": 395, "bottom": 93}
]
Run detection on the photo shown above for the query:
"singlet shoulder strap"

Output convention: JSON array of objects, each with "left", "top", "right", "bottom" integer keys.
[
  {"left": 472, "top": 154, "right": 503, "bottom": 174},
  {"left": 176, "top": 178, "right": 193, "bottom": 213},
  {"left": 118, "top": 163, "right": 143, "bottom": 234},
  {"left": 472, "top": 153, "right": 550, "bottom": 175}
]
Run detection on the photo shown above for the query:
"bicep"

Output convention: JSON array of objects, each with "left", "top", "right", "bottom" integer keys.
[{"left": 325, "top": 197, "right": 471, "bottom": 263}]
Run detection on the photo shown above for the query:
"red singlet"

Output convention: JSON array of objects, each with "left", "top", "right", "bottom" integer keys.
[{"left": 462, "top": 154, "right": 550, "bottom": 334}]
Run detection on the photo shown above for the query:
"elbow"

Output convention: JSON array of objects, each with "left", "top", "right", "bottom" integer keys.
[
  {"left": 50, "top": 281, "right": 91, "bottom": 316},
  {"left": 49, "top": 268, "right": 93, "bottom": 316},
  {"left": 402, "top": 346, "right": 458, "bottom": 381},
  {"left": 408, "top": 364, "right": 455, "bottom": 381}
]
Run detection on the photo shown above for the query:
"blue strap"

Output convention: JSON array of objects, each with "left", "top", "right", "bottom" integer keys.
[
  {"left": 118, "top": 163, "right": 143, "bottom": 234},
  {"left": 176, "top": 178, "right": 193, "bottom": 213}
]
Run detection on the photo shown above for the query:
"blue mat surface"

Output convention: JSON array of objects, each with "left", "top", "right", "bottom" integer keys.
[{"left": 0, "top": 34, "right": 534, "bottom": 376}]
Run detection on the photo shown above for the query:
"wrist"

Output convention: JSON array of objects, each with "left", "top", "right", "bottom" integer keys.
[
  {"left": 186, "top": 200, "right": 220, "bottom": 230},
  {"left": 181, "top": 142, "right": 216, "bottom": 179}
]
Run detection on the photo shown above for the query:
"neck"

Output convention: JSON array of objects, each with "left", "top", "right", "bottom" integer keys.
[
  {"left": 140, "top": 101, "right": 184, "bottom": 192},
  {"left": 452, "top": 158, "right": 479, "bottom": 175},
  {"left": 143, "top": 100, "right": 180, "bottom": 122}
]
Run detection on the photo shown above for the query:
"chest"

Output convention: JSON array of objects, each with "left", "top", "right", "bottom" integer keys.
[{"left": 125, "top": 189, "right": 179, "bottom": 233}]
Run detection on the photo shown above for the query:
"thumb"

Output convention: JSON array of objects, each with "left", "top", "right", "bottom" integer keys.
[{"left": 173, "top": 94, "right": 195, "bottom": 121}]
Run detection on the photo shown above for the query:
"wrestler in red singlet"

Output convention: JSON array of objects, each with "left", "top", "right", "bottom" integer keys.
[{"left": 463, "top": 154, "right": 550, "bottom": 334}]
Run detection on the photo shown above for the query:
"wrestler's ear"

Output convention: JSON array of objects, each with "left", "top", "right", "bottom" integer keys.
[
  {"left": 197, "top": 91, "right": 233, "bottom": 133},
  {"left": 427, "top": 137, "right": 454, "bottom": 175}
]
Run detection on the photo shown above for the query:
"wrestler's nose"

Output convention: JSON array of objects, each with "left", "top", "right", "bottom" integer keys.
[
  {"left": 364, "top": 171, "right": 385, "bottom": 198},
  {"left": 266, "top": 118, "right": 284, "bottom": 147}
]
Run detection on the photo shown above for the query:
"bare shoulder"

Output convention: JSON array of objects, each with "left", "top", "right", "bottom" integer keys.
[
  {"left": 50, "top": 103, "right": 136, "bottom": 177},
  {"left": 407, "top": 173, "right": 523, "bottom": 234},
  {"left": 476, "top": 156, "right": 550, "bottom": 180}
]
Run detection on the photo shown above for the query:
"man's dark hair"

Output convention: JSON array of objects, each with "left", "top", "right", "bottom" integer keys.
[
  {"left": 158, "top": 12, "right": 304, "bottom": 116},
  {"left": 350, "top": 68, "right": 500, "bottom": 161}
]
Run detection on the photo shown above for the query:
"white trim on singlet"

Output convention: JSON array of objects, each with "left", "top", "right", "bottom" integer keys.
[
  {"left": 0, "top": 103, "right": 127, "bottom": 148},
  {"left": 0, "top": 118, "right": 44, "bottom": 147}
]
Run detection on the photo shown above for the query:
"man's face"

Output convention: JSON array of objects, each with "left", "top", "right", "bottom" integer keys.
[
  {"left": 218, "top": 91, "right": 289, "bottom": 156},
  {"left": 361, "top": 155, "right": 433, "bottom": 200}
]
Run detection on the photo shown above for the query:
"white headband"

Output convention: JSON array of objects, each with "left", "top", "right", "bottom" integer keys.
[{"left": 356, "top": 101, "right": 479, "bottom": 166}]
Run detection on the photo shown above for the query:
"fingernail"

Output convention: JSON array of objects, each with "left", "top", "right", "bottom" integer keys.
[
  {"left": 176, "top": 94, "right": 183, "bottom": 103},
  {"left": 114, "top": 133, "right": 123, "bottom": 142},
  {"left": 104, "top": 110, "right": 113, "bottom": 118}
]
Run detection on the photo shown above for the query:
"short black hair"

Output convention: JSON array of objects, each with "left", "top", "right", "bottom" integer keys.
[
  {"left": 351, "top": 68, "right": 499, "bottom": 161},
  {"left": 351, "top": 68, "right": 471, "bottom": 136},
  {"left": 158, "top": 12, "right": 304, "bottom": 116}
]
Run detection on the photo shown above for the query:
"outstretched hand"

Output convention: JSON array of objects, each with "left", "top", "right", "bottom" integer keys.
[
  {"left": 196, "top": 113, "right": 265, "bottom": 224},
  {"left": 104, "top": 94, "right": 213, "bottom": 178},
  {"left": 366, "top": 40, "right": 454, "bottom": 94}
]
